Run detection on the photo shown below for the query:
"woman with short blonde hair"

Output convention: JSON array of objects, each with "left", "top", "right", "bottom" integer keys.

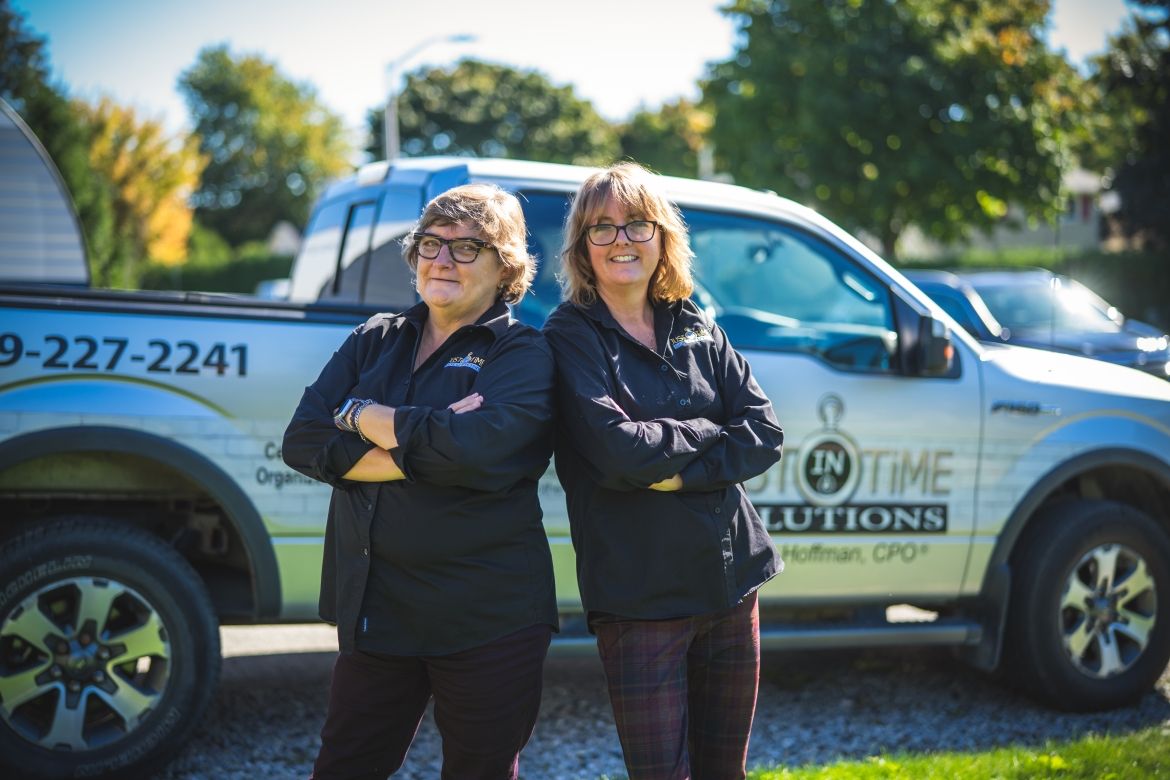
[
  {"left": 287, "top": 182, "right": 557, "bottom": 780},
  {"left": 402, "top": 183, "right": 536, "bottom": 304}
]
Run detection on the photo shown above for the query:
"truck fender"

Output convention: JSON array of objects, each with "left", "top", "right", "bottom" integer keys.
[
  {"left": 966, "top": 446, "right": 1170, "bottom": 670},
  {"left": 0, "top": 425, "right": 281, "bottom": 619}
]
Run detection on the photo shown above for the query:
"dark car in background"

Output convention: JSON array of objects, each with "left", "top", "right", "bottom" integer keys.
[{"left": 904, "top": 268, "right": 1170, "bottom": 378}]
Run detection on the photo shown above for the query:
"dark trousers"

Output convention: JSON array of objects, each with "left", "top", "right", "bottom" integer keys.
[
  {"left": 594, "top": 593, "right": 760, "bottom": 780},
  {"left": 311, "top": 623, "right": 552, "bottom": 780}
]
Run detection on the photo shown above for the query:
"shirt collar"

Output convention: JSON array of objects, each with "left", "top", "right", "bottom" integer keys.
[
  {"left": 576, "top": 297, "right": 679, "bottom": 347},
  {"left": 400, "top": 297, "right": 514, "bottom": 340}
]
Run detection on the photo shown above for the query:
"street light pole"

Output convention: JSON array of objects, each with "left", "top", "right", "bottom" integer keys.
[
  {"left": 384, "top": 33, "right": 476, "bottom": 161},
  {"left": 383, "top": 93, "right": 400, "bottom": 163}
]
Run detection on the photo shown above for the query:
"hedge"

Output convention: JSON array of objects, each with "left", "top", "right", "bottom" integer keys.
[{"left": 138, "top": 252, "right": 295, "bottom": 295}]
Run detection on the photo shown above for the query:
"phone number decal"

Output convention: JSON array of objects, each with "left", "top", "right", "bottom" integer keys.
[{"left": 0, "top": 333, "right": 248, "bottom": 377}]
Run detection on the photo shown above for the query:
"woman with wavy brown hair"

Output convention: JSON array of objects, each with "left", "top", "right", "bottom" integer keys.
[{"left": 544, "top": 161, "right": 784, "bottom": 780}]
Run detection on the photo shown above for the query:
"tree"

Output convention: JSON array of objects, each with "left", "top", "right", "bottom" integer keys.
[
  {"left": 1, "top": 0, "right": 117, "bottom": 283},
  {"left": 179, "top": 45, "right": 351, "bottom": 246},
  {"left": 1089, "top": 0, "right": 1170, "bottom": 248},
  {"left": 705, "top": 0, "right": 1082, "bottom": 257},
  {"left": 618, "top": 99, "right": 713, "bottom": 178},
  {"left": 79, "top": 98, "right": 206, "bottom": 285},
  {"left": 366, "top": 59, "right": 619, "bottom": 165}
]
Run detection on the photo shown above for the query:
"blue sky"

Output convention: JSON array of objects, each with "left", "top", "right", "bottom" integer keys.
[{"left": 14, "top": 0, "right": 1134, "bottom": 139}]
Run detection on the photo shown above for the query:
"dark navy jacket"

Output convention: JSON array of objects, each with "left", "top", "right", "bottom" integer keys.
[
  {"left": 283, "top": 299, "right": 557, "bottom": 654},
  {"left": 543, "top": 297, "right": 783, "bottom": 622}
]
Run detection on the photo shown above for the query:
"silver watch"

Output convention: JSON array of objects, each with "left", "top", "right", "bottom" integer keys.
[{"left": 332, "top": 397, "right": 365, "bottom": 432}]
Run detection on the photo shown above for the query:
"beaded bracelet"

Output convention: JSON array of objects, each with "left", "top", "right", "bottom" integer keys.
[
  {"left": 333, "top": 397, "right": 373, "bottom": 436},
  {"left": 351, "top": 399, "right": 372, "bottom": 443}
]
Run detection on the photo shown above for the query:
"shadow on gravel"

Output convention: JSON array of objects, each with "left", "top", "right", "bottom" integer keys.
[
  {"left": 158, "top": 647, "right": 1170, "bottom": 779},
  {"left": 158, "top": 651, "right": 335, "bottom": 780}
]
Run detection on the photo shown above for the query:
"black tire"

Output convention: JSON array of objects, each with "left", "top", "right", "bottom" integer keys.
[
  {"left": 0, "top": 517, "right": 221, "bottom": 779},
  {"left": 1004, "top": 499, "right": 1170, "bottom": 711}
]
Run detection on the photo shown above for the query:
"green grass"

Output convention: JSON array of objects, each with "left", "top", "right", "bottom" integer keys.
[{"left": 744, "top": 725, "right": 1170, "bottom": 779}]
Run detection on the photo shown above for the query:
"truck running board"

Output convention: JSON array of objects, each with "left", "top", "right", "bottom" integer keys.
[
  {"left": 547, "top": 618, "right": 983, "bottom": 656},
  {"left": 758, "top": 619, "right": 983, "bottom": 650}
]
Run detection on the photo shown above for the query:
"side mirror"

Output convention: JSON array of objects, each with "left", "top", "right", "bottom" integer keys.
[{"left": 918, "top": 315, "right": 954, "bottom": 376}]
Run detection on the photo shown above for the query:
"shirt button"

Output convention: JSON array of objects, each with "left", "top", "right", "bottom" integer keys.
[
  {"left": 714, "top": 507, "right": 722, "bottom": 515},
  {"left": 659, "top": 364, "right": 669, "bottom": 373},
  {"left": 678, "top": 398, "right": 690, "bottom": 407}
]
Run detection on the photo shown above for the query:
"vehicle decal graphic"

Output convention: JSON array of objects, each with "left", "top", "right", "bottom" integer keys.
[{"left": 762, "top": 393, "right": 950, "bottom": 533}]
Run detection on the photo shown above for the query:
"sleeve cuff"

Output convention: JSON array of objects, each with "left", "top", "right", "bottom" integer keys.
[
  {"left": 682, "top": 417, "right": 723, "bottom": 446},
  {"left": 388, "top": 445, "right": 415, "bottom": 482},
  {"left": 677, "top": 455, "right": 710, "bottom": 489},
  {"left": 390, "top": 405, "right": 429, "bottom": 482},
  {"left": 319, "top": 431, "right": 377, "bottom": 486}
]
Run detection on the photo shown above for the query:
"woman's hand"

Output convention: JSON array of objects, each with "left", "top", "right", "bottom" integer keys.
[
  {"left": 448, "top": 393, "right": 483, "bottom": 414},
  {"left": 648, "top": 474, "right": 683, "bottom": 492}
]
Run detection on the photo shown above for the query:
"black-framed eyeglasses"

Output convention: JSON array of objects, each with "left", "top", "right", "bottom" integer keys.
[
  {"left": 586, "top": 220, "right": 658, "bottom": 246},
  {"left": 413, "top": 232, "right": 494, "bottom": 263}
]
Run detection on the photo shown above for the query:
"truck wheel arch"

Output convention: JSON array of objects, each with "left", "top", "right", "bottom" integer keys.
[
  {"left": 989, "top": 447, "right": 1170, "bottom": 575},
  {"left": 964, "top": 446, "right": 1170, "bottom": 671},
  {"left": 0, "top": 425, "right": 281, "bottom": 619}
]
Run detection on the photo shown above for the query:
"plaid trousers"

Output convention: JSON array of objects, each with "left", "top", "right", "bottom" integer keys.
[{"left": 593, "top": 592, "right": 761, "bottom": 780}]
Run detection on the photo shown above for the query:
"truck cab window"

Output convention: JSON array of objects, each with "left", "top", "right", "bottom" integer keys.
[
  {"left": 324, "top": 202, "right": 376, "bottom": 302},
  {"left": 288, "top": 200, "right": 348, "bottom": 302},
  {"left": 363, "top": 187, "right": 420, "bottom": 312},
  {"left": 685, "top": 210, "right": 896, "bottom": 372},
  {"left": 513, "top": 191, "right": 571, "bottom": 326}
]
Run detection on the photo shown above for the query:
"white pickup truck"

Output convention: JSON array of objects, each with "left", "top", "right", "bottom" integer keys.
[{"left": 2, "top": 100, "right": 1169, "bottom": 779}]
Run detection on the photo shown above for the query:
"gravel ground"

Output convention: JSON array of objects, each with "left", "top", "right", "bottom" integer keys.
[{"left": 157, "top": 625, "right": 1170, "bottom": 779}]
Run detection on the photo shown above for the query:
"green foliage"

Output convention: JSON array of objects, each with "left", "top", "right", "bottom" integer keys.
[
  {"left": 186, "top": 219, "right": 234, "bottom": 265},
  {"left": 367, "top": 59, "right": 619, "bottom": 165},
  {"left": 179, "top": 44, "right": 351, "bottom": 247},
  {"left": 0, "top": 0, "right": 119, "bottom": 285},
  {"left": 1088, "top": 0, "right": 1170, "bottom": 249},
  {"left": 743, "top": 725, "right": 1170, "bottom": 778},
  {"left": 138, "top": 247, "right": 293, "bottom": 294},
  {"left": 78, "top": 97, "right": 206, "bottom": 288},
  {"left": 138, "top": 218, "right": 293, "bottom": 294},
  {"left": 705, "top": 0, "right": 1083, "bottom": 258},
  {"left": 0, "top": 0, "right": 46, "bottom": 103},
  {"left": 618, "top": 100, "right": 713, "bottom": 178}
]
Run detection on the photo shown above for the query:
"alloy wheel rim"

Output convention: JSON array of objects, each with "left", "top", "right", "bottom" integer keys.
[
  {"left": 1060, "top": 543, "right": 1157, "bottom": 678},
  {"left": 0, "top": 576, "right": 172, "bottom": 750}
]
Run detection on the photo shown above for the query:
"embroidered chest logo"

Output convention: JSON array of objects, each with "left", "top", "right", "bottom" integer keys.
[
  {"left": 444, "top": 351, "right": 486, "bottom": 372},
  {"left": 669, "top": 325, "right": 713, "bottom": 349}
]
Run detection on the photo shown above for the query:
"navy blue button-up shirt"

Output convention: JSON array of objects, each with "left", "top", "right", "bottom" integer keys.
[
  {"left": 283, "top": 299, "right": 557, "bottom": 654},
  {"left": 543, "top": 297, "right": 784, "bottom": 622}
]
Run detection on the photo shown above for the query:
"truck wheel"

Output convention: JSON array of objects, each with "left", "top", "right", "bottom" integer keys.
[
  {"left": 1005, "top": 499, "right": 1170, "bottom": 711},
  {"left": 0, "top": 517, "right": 221, "bottom": 779}
]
